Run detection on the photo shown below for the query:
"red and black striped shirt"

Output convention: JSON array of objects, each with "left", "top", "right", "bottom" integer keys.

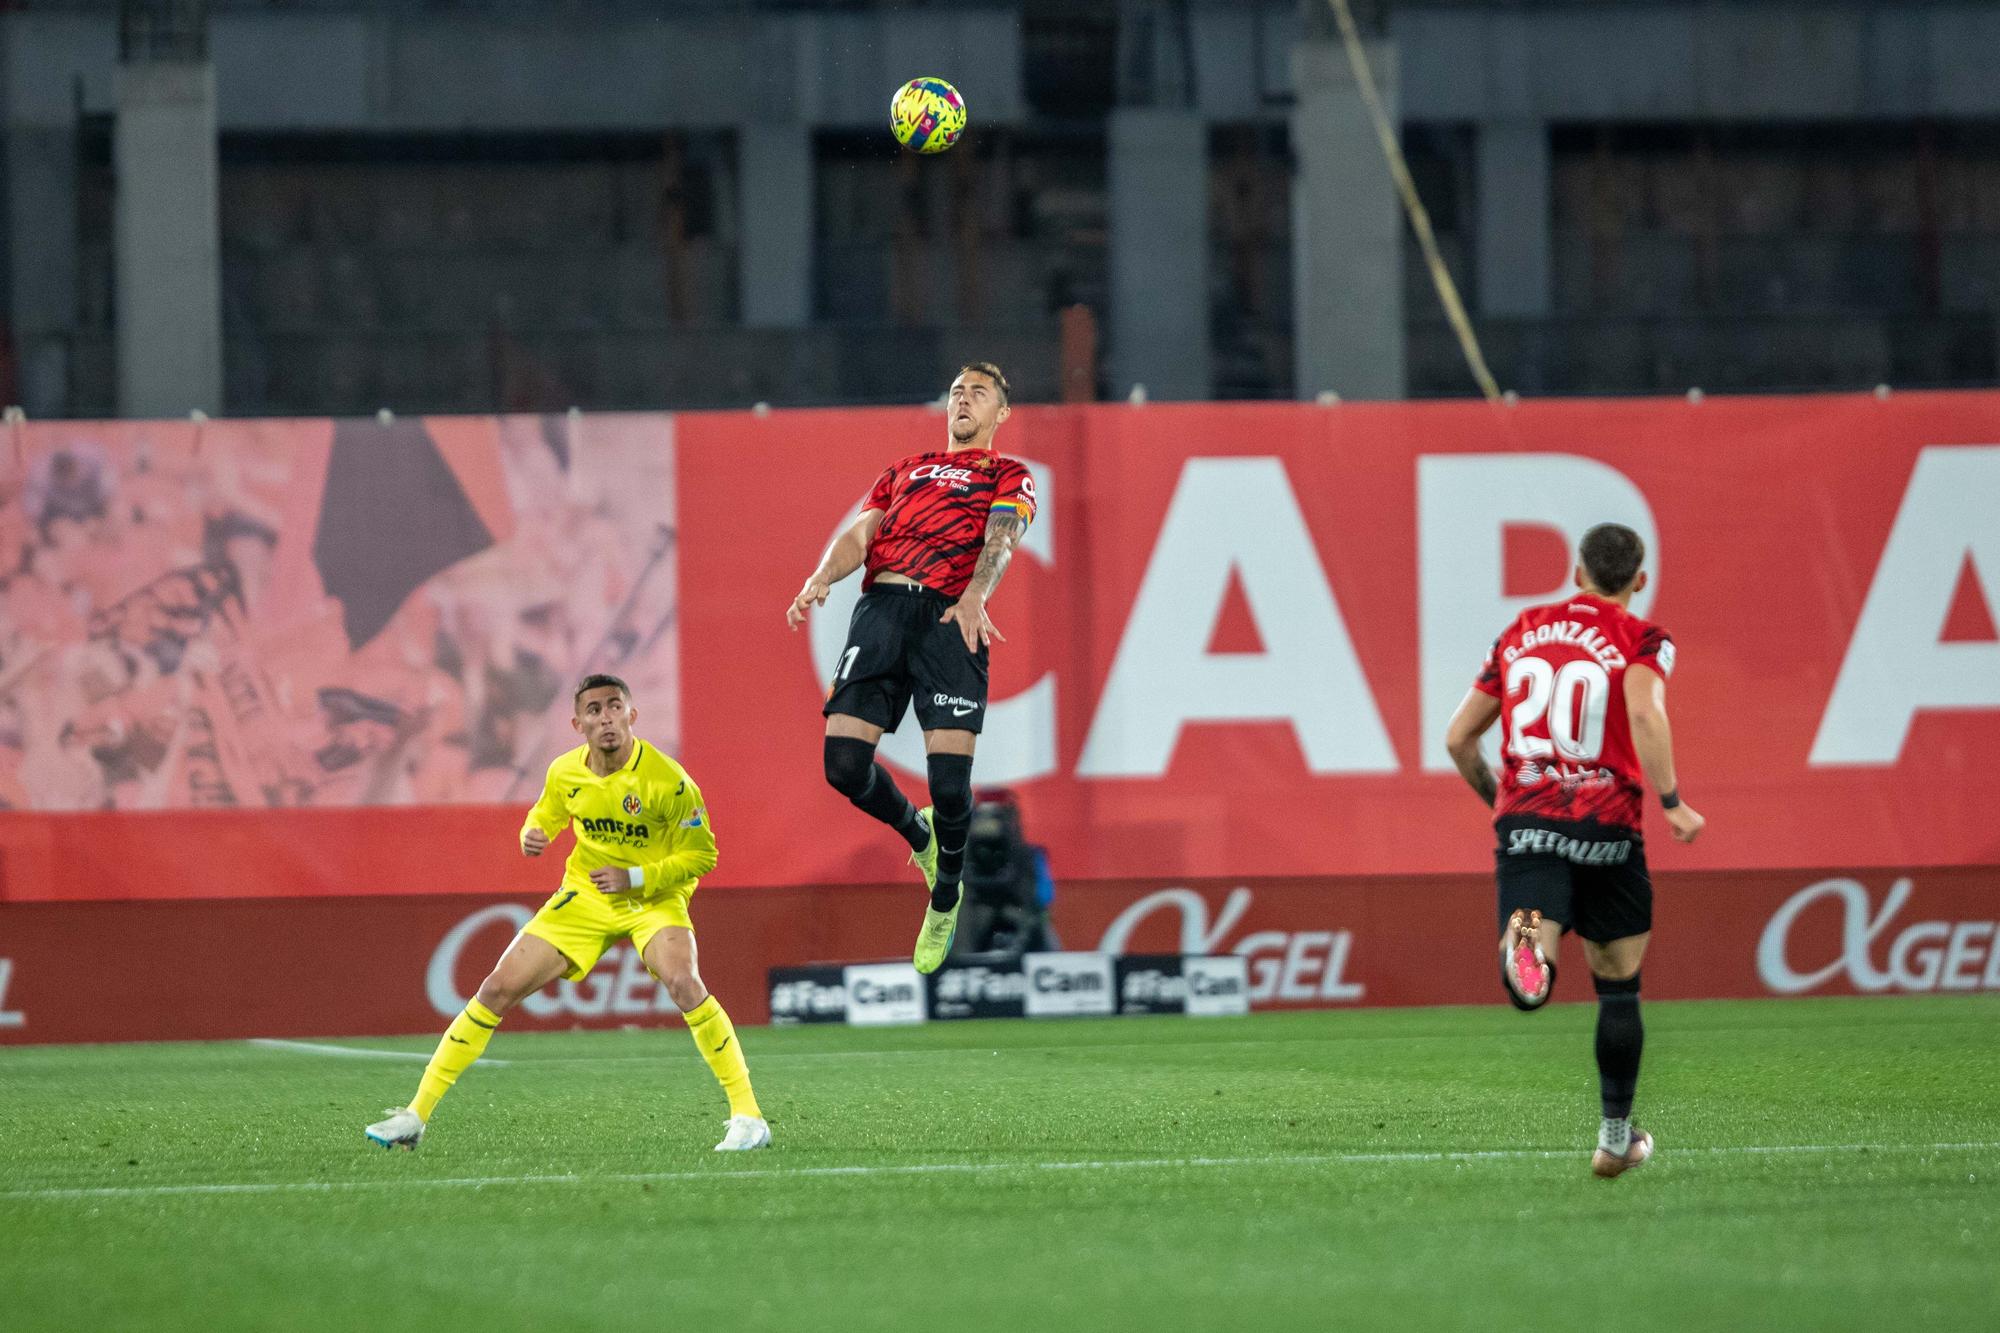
[{"left": 862, "top": 449, "right": 1037, "bottom": 600}]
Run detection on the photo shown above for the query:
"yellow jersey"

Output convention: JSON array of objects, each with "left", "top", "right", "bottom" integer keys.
[{"left": 520, "top": 740, "right": 718, "bottom": 902}]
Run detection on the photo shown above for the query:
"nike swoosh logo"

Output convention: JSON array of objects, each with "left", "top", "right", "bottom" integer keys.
[{"left": 952, "top": 705, "right": 976, "bottom": 717}]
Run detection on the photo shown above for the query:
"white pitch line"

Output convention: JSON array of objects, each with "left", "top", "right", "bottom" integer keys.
[
  {"left": 245, "top": 1039, "right": 510, "bottom": 1067},
  {"left": 239, "top": 1037, "right": 1319, "bottom": 1068},
  {"left": 241, "top": 1039, "right": 981, "bottom": 1066},
  {"left": 5, "top": 1141, "right": 1994, "bottom": 1204}
]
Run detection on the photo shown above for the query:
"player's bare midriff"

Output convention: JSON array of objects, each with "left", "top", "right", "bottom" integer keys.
[{"left": 873, "top": 571, "right": 925, "bottom": 588}]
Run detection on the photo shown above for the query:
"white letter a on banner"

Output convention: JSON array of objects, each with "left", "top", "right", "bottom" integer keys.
[
  {"left": 1812, "top": 445, "right": 2000, "bottom": 764},
  {"left": 1078, "top": 457, "right": 1396, "bottom": 777}
]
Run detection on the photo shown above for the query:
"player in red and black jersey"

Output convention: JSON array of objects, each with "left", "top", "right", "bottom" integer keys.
[
  {"left": 785, "top": 363, "right": 1038, "bottom": 974},
  {"left": 1443, "top": 524, "right": 1705, "bottom": 1178}
]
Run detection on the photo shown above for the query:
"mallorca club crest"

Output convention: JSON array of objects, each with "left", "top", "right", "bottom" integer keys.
[{"left": 622, "top": 793, "right": 643, "bottom": 817}]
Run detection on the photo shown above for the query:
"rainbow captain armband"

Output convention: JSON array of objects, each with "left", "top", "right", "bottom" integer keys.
[{"left": 990, "top": 499, "right": 1030, "bottom": 525}]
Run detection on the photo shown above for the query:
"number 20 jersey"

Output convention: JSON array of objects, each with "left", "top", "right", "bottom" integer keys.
[{"left": 1471, "top": 591, "right": 1676, "bottom": 835}]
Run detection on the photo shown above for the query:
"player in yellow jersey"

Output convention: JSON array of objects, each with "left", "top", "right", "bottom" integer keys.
[{"left": 365, "top": 674, "right": 769, "bottom": 1152}]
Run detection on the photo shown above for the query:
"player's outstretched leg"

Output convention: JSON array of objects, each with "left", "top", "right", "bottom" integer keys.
[
  {"left": 1590, "top": 969, "right": 1651, "bottom": 1178},
  {"left": 1500, "top": 909, "right": 1558, "bottom": 1010},
  {"left": 366, "top": 933, "right": 566, "bottom": 1150},
  {"left": 825, "top": 734, "right": 930, "bottom": 860},
  {"left": 647, "top": 928, "right": 770, "bottom": 1151},
  {"left": 912, "top": 750, "right": 973, "bottom": 973}
]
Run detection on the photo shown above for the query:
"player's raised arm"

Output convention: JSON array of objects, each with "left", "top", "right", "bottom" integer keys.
[
  {"left": 1623, "top": 664, "right": 1704, "bottom": 843},
  {"left": 1443, "top": 689, "right": 1504, "bottom": 808},
  {"left": 519, "top": 765, "right": 567, "bottom": 857},
  {"left": 788, "top": 506, "right": 886, "bottom": 629}
]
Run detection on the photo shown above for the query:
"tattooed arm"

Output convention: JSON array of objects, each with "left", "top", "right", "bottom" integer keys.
[
  {"left": 964, "top": 508, "right": 1025, "bottom": 603},
  {"left": 941, "top": 509, "right": 1026, "bottom": 653},
  {"left": 1443, "top": 689, "right": 1503, "bottom": 808}
]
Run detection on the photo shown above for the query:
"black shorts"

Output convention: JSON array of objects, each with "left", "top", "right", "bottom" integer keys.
[
  {"left": 823, "top": 582, "right": 989, "bottom": 734},
  {"left": 1494, "top": 816, "right": 1652, "bottom": 944}
]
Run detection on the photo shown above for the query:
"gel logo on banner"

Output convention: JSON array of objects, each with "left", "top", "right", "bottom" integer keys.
[
  {"left": 844, "top": 963, "right": 927, "bottom": 1026},
  {"left": 427, "top": 905, "right": 677, "bottom": 1019},
  {"left": 1097, "top": 888, "right": 1364, "bottom": 1004},
  {"left": 1023, "top": 952, "right": 1115, "bottom": 1017},
  {"left": 1758, "top": 877, "right": 2000, "bottom": 995}
]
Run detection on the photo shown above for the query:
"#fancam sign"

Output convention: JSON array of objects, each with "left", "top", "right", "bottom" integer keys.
[
  {"left": 1022, "top": 953, "right": 1116, "bottom": 1018},
  {"left": 768, "top": 966, "right": 850, "bottom": 1025},
  {"left": 1114, "top": 955, "right": 1251, "bottom": 1017},
  {"left": 1181, "top": 956, "right": 1251, "bottom": 1017},
  {"left": 843, "top": 963, "right": 928, "bottom": 1026},
  {"left": 930, "top": 963, "right": 1029, "bottom": 1020}
]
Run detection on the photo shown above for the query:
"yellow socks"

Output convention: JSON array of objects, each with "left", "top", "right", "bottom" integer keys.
[
  {"left": 684, "top": 995, "right": 761, "bottom": 1119},
  {"left": 407, "top": 996, "right": 758, "bottom": 1125},
  {"left": 410, "top": 999, "right": 502, "bottom": 1121}
]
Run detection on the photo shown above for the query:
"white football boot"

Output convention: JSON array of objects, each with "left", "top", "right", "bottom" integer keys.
[
  {"left": 364, "top": 1106, "right": 426, "bottom": 1151},
  {"left": 713, "top": 1115, "right": 772, "bottom": 1152}
]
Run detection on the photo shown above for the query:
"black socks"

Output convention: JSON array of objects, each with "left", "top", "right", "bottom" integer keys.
[
  {"left": 823, "top": 737, "right": 925, "bottom": 852},
  {"left": 926, "top": 752, "right": 974, "bottom": 911},
  {"left": 1592, "top": 971, "right": 1644, "bottom": 1120},
  {"left": 823, "top": 737, "right": 979, "bottom": 908}
]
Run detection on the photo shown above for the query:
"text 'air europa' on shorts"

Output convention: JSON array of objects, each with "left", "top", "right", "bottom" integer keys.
[{"left": 823, "top": 582, "right": 989, "bottom": 733}]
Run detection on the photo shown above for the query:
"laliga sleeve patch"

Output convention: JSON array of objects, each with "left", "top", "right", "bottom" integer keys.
[{"left": 1654, "top": 640, "right": 1676, "bottom": 677}]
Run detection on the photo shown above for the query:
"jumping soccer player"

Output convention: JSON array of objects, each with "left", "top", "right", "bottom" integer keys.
[
  {"left": 1442, "top": 524, "right": 1704, "bottom": 1178},
  {"left": 365, "top": 675, "right": 768, "bottom": 1152},
  {"left": 785, "top": 362, "right": 1037, "bottom": 974}
]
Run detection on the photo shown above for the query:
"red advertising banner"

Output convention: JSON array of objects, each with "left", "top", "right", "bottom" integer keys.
[
  {"left": 676, "top": 393, "right": 2000, "bottom": 889},
  {"left": 2, "top": 867, "right": 1993, "bottom": 1044},
  {"left": 2, "top": 394, "right": 1997, "bottom": 908}
]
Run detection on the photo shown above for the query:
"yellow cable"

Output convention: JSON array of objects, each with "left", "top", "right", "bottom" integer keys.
[{"left": 1326, "top": 0, "right": 1502, "bottom": 402}]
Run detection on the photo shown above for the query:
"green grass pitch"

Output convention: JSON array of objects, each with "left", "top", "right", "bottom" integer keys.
[{"left": 3, "top": 996, "right": 1996, "bottom": 1331}]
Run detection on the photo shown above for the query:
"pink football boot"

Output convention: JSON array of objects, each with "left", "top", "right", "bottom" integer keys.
[{"left": 1503, "top": 909, "right": 1554, "bottom": 1010}]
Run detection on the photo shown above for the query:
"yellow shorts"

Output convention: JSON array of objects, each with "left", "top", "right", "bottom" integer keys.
[{"left": 518, "top": 883, "right": 694, "bottom": 982}]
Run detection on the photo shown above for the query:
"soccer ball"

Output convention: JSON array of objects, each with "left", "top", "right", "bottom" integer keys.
[{"left": 889, "top": 77, "right": 967, "bottom": 155}]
